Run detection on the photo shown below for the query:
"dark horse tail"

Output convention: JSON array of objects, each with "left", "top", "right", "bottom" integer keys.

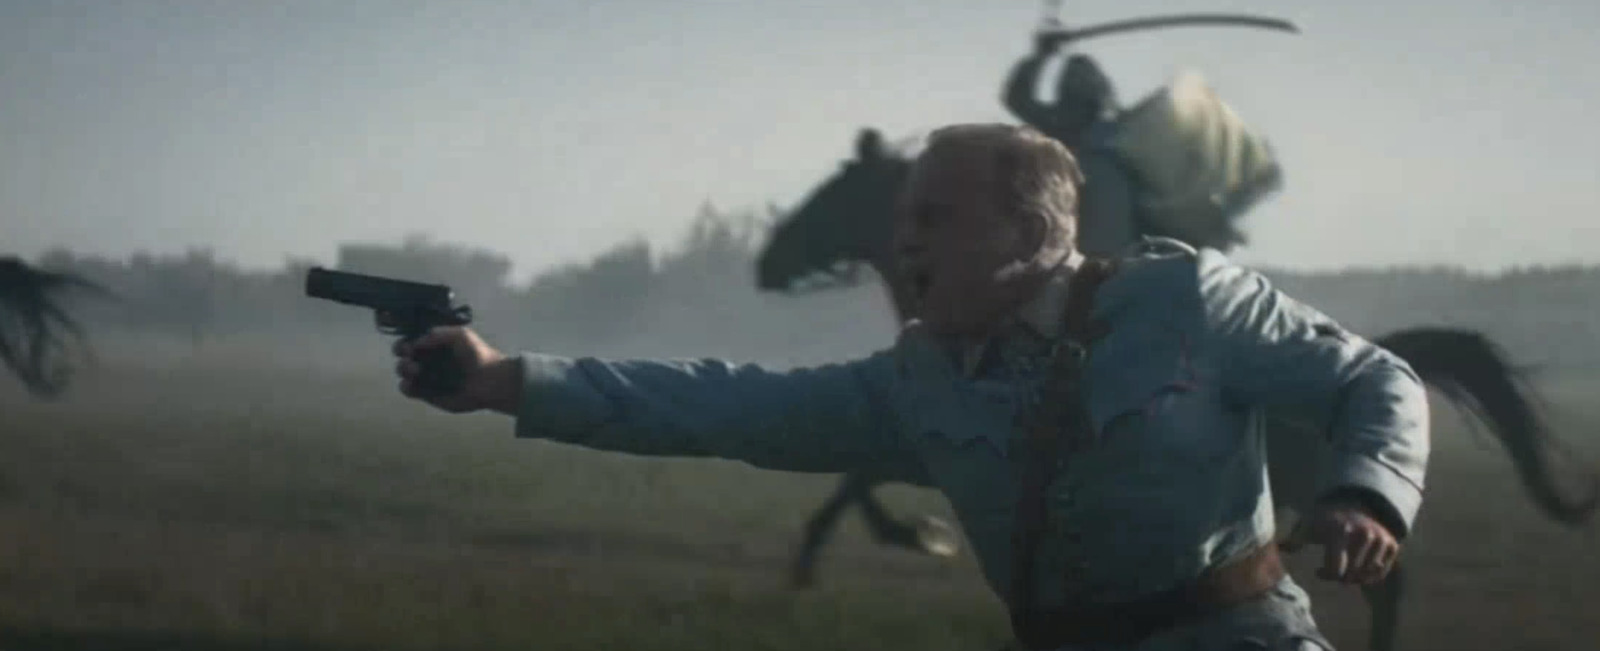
[
  {"left": 0, "top": 257, "right": 109, "bottom": 399},
  {"left": 1376, "top": 326, "right": 1600, "bottom": 526}
]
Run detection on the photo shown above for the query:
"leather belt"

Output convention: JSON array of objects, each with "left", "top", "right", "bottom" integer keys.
[{"left": 1009, "top": 543, "right": 1287, "bottom": 650}]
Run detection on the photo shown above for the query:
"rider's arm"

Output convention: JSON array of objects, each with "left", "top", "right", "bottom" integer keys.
[
  {"left": 511, "top": 349, "right": 911, "bottom": 475},
  {"left": 1002, "top": 52, "right": 1055, "bottom": 130}
]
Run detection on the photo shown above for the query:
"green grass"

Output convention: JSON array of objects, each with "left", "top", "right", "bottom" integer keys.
[{"left": 1, "top": 358, "right": 1598, "bottom": 650}]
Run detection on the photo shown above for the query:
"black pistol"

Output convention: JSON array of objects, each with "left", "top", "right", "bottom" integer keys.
[{"left": 304, "top": 267, "right": 474, "bottom": 397}]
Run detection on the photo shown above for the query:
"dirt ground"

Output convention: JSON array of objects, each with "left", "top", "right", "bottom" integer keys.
[{"left": 1, "top": 359, "right": 1596, "bottom": 651}]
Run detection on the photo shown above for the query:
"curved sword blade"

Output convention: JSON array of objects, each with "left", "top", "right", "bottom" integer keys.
[{"left": 1042, "top": 12, "right": 1300, "bottom": 44}]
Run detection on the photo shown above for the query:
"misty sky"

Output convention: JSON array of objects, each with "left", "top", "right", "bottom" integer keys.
[{"left": 2, "top": 0, "right": 1597, "bottom": 280}]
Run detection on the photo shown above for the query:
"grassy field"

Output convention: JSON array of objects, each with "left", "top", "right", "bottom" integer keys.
[{"left": 1, "top": 356, "right": 1598, "bottom": 651}]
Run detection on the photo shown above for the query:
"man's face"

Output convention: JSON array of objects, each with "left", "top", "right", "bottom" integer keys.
[{"left": 892, "top": 146, "right": 1032, "bottom": 336}]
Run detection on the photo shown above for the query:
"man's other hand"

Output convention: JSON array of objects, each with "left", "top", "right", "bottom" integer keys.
[
  {"left": 1305, "top": 499, "right": 1402, "bottom": 586},
  {"left": 393, "top": 326, "right": 521, "bottom": 415}
]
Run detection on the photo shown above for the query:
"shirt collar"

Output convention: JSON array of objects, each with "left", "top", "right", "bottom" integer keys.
[{"left": 959, "top": 250, "right": 1084, "bottom": 378}]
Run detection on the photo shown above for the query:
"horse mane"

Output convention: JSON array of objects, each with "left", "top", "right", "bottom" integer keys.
[{"left": 849, "top": 128, "right": 925, "bottom": 166}]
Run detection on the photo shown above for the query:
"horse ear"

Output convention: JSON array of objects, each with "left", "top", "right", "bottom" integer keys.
[{"left": 855, "top": 128, "right": 885, "bottom": 161}]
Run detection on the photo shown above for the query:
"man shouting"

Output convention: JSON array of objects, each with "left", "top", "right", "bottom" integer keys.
[{"left": 394, "top": 124, "right": 1429, "bottom": 651}]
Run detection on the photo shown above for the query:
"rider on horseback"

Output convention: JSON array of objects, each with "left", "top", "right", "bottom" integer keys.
[
  {"left": 1001, "top": 35, "right": 1120, "bottom": 153},
  {"left": 1001, "top": 36, "right": 1139, "bottom": 258},
  {"left": 1001, "top": 29, "right": 1283, "bottom": 257}
]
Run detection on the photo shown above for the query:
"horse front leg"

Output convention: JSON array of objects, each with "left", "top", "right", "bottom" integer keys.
[
  {"left": 853, "top": 475, "right": 962, "bottom": 558},
  {"left": 789, "top": 473, "right": 867, "bottom": 588},
  {"left": 852, "top": 473, "right": 921, "bottom": 549},
  {"left": 789, "top": 471, "right": 960, "bottom": 589}
]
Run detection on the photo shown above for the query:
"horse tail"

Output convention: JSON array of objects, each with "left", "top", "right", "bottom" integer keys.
[
  {"left": 1375, "top": 326, "right": 1600, "bottom": 526},
  {"left": 0, "top": 257, "right": 110, "bottom": 398}
]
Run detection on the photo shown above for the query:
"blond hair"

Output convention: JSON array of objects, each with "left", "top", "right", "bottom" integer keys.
[{"left": 920, "top": 123, "right": 1085, "bottom": 266}]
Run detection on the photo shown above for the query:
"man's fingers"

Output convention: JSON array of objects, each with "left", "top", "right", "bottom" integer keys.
[
  {"left": 1346, "top": 530, "right": 1380, "bottom": 582},
  {"left": 391, "top": 326, "right": 504, "bottom": 416},
  {"left": 397, "top": 374, "right": 464, "bottom": 410},
  {"left": 1318, "top": 532, "right": 1348, "bottom": 581},
  {"left": 394, "top": 327, "right": 472, "bottom": 363},
  {"left": 412, "top": 327, "right": 478, "bottom": 364},
  {"left": 419, "top": 326, "right": 467, "bottom": 347},
  {"left": 1309, "top": 508, "right": 1404, "bottom": 585},
  {"left": 1354, "top": 540, "right": 1400, "bottom": 585},
  {"left": 1377, "top": 543, "right": 1401, "bottom": 570}
]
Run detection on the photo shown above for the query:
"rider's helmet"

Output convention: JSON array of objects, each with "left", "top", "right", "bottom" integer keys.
[
  {"left": 854, "top": 128, "right": 886, "bottom": 162},
  {"left": 1055, "top": 54, "right": 1119, "bottom": 122}
]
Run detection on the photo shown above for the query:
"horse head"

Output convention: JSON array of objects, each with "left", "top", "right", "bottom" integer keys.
[{"left": 755, "top": 128, "right": 913, "bottom": 295}]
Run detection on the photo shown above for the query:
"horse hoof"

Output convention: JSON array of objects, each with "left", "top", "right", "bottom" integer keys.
[{"left": 914, "top": 515, "right": 961, "bottom": 558}]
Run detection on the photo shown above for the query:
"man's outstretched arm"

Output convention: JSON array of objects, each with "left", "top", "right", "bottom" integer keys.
[{"left": 395, "top": 327, "right": 909, "bottom": 475}]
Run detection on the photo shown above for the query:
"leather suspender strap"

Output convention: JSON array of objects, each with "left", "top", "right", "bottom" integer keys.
[
  {"left": 1004, "top": 257, "right": 1287, "bottom": 650},
  {"left": 1008, "top": 257, "right": 1118, "bottom": 622}
]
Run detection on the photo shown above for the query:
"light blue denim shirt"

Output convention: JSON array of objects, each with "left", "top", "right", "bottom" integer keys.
[{"left": 512, "top": 238, "right": 1430, "bottom": 644}]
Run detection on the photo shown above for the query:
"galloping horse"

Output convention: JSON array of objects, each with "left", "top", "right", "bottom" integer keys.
[
  {"left": 754, "top": 128, "right": 1599, "bottom": 651},
  {"left": 0, "top": 256, "right": 107, "bottom": 398}
]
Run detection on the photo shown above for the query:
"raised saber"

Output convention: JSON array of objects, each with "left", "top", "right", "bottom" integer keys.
[{"left": 1037, "top": 12, "right": 1301, "bottom": 47}]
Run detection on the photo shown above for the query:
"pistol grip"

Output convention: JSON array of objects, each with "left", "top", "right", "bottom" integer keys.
[{"left": 410, "top": 340, "right": 466, "bottom": 398}]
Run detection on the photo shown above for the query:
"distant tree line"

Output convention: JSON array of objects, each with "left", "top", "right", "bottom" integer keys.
[
  {"left": 27, "top": 204, "right": 1600, "bottom": 371},
  {"left": 1263, "top": 264, "right": 1600, "bottom": 371}
]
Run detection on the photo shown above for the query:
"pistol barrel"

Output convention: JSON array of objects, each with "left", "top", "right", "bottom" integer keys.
[{"left": 304, "top": 267, "right": 455, "bottom": 309}]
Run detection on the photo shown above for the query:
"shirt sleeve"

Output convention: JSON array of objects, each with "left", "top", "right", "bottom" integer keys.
[
  {"left": 1196, "top": 252, "right": 1431, "bottom": 537},
  {"left": 511, "top": 350, "right": 910, "bottom": 475}
]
